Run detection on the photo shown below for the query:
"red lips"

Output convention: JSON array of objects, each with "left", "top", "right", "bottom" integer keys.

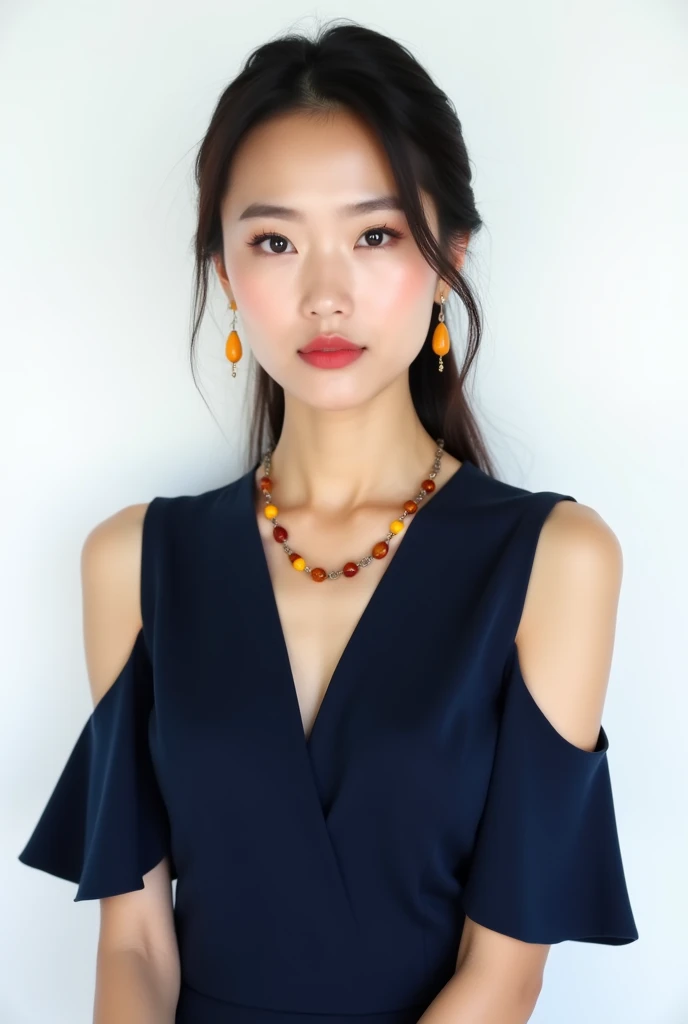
[{"left": 299, "top": 334, "right": 362, "bottom": 353}]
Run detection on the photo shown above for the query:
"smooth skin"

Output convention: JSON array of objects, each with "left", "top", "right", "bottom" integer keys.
[{"left": 85, "top": 107, "right": 623, "bottom": 1023}]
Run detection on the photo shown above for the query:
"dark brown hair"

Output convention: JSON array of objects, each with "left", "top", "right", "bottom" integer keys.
[{"left": 190, "top": 18, "right": 496, "bottom": 477}]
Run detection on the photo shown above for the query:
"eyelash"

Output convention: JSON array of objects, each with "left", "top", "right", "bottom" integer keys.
[{"left": 246, "top": 223, "right": 405, "bottom": 254}]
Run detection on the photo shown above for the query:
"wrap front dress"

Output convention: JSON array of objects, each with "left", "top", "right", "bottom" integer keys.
[{"left": 19, "top": 456, "right": 639, "bottom": 1023}]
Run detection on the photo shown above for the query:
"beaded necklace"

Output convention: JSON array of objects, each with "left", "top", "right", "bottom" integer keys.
[{"left": 258, "top": 439, "right": 445, "bottom": 582}]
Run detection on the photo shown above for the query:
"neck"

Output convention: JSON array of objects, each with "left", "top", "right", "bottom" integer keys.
[{"left": 263, "top": 390, "right": 439, "bottom": 515}]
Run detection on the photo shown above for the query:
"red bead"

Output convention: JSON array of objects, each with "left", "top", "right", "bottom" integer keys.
[
  {"left": 259, "top": 476, "right": 272, "bottom": 492},
  {"left": 273, "top": 525, "right": 288, "bottom": 543},
  {"left": 372, "top": 541, "right": 389, "bottom": 559},
  {"left": 403, "top": 500, "right": 418, "bottom": 514},
  {"left": 343, "top": 562, "right": 359, "bottom": 577},
  {"left": 289, "top": 552, "right": 301, "bottom": 563},
  {"left": 311, "top": 567, "right": 327, "bottom": 582},
  {"left": 421, "top": 479, "right": 436, "bottom": 493}
]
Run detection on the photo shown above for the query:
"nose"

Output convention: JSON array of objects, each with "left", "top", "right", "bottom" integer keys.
[{"left": 299, "top": 255, "right": 353, "bottom": 321}]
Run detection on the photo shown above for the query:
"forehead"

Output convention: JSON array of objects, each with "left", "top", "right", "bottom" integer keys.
[{"left": 222, "top": 108, "right": 399, "bottom": 220}]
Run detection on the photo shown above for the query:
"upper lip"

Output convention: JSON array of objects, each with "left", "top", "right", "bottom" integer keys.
[{"left": 299, "top": 334, "right": 363, "bottom": 353}]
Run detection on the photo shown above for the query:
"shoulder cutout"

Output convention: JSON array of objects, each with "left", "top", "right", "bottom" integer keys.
[
  {"left": 515, "top": 500, "right": 623, "bottom": 752},
  {"left": 80, "top": 502, "right": 151, "bottom": 707}
]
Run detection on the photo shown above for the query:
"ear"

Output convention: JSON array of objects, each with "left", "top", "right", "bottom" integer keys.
[
  {"left": 212, "top": 253, "right": 233, "bottom": 302},
  {"left": 434, "top": 233, "right": 470, "bottom": 303}
]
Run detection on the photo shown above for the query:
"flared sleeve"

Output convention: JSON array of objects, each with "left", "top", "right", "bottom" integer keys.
[
  {"left": 460, "top": 642, "right": 639, "bottom": 945},
  {"left": 18, "top": 628, "right": 174, "bottom": 901}
]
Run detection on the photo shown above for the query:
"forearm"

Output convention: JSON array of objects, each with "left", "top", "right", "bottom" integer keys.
[
  {"left": 93, "top": 946, "right": 179, "bottom": 1024},
  {"left": 416, "top": 963, "right": 540, "bottom": 1024}
]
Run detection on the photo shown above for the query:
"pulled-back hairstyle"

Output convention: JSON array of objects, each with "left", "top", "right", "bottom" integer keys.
[{"left": 191, "top": 18, "right": 496, "bottom": 476}]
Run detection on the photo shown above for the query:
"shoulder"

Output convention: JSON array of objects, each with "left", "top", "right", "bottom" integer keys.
[
  {"left": 81, "top": 501, "right": 151, "bottom": 611},
  {"left": 520, "top": 498, "right": 623, "bottom": 625},
  {"left": 515, "top": 499, "right": 623, "bottom": 751},
  {"left": 80, "top": 502, "right": 152, "bottom": 706}
]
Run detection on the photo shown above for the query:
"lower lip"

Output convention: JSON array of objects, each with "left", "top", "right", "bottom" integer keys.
[{"left": 298, "top": 348, "right": 365, "bottom": 369}]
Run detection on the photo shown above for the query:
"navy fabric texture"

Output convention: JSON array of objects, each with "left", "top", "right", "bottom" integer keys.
[{"left": 18, "top": 457, "right": 639, "bottom": 1021}]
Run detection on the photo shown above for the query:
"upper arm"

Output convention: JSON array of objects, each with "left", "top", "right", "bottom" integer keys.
[
  {"left": 514, "top": 498, "right": 623, "bottom": 752},
  {"left": 81, "top": 502, "right": 149, "bottom": 707},
  {"left": 457, "top": 499, "right": 623, "bottom": 987},
  {"left": 80, "top": 504, "right": 179, "bottom": 966}
]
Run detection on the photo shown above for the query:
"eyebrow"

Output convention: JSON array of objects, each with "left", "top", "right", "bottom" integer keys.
[{"left": 237, "top": 194, "right": 404, "bottom": 222}]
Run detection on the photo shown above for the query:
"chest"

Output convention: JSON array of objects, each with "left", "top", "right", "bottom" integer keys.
[{"left": 259, "top": 520, "right": 404, "bottom": 743}]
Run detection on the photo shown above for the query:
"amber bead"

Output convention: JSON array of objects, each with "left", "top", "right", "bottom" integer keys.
[
  {"left": 421, "top": 479, "right": 436, "bottom": 493},
  {"left": 292, "top": 557, "right": 306, "bottom": 571},
  {"left": 264, "top": 504, "right": 278, "bottom": 519},
  {"left": 403, "top": 500, "right": 418, "bottom": 514},
  {"left": 311, "top": 567, "right": 327, "bottom": 582},
  {"left": 343, "top": 562, "right": 359, "bottom": 577},
  {"left": 225, "top": 331, "right": 242, "bottom": 364},
  {"left": 390, "top": 520, "right": 404, "bottom": 534},
  {"left": 289, "top": 552, "right": 301, "bottom": 563},
  {"left": 372, "top": 541, "right": 389, "bottom": 559},
  {"left": 432, "top": 321, "right": 450, "bottom": 356},
  {"left": 259, "top": 476, "right": 272, "bottom": 492},
  {"left": 273, "top": 525, "right": 288, "bottom": 543}
]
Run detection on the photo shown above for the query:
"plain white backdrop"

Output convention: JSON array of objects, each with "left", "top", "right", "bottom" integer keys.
[{"left": 2, "top": 1, "right": 686, "bottom": 1022}]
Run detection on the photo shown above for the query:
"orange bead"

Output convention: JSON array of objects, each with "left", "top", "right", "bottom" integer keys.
[
  {"left": 292, "top": 557, "right": 306, "bottom": 571},
  {"left": 289, "top": 552, "right": 301, "bottom": 563},
  {"left": 311, "top": 567, "right": 327, "bottom": 582},
  {"left": 372, "top": 541, "right": 389, "bottom": 559},
  {"left": 230, "top": 299, "right": 237, "bottom": 310},
  {"left": 259, "top": 476, "right": 272, "bottom": 492},
  {"left": 273, "top": 525, "right": 288, "bottom": 543},
  {"left": 403, "top": 500, "right": 418, "bottom": 514},
  {"left": 264, "top": 504, "right": 278, "bottom": 519},
  {"left": 390, "top": 520, "right": 404, "bottom": 534},
  {"left": 226, "top": 330, "right": 242, "bottom": 364},
  {"left": 421, "top": 479, "right": 435, "bottom": 493},
  {"left": 432, "top": 321, "right": 450, "bottom": 356},
  {"left": 343, "top": 562, "right": 359, "bottom": 577}
]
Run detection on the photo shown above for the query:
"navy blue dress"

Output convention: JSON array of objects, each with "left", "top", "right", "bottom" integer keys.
[{"left": 18, "top": 457, "right": 638, "bottom": 1022}]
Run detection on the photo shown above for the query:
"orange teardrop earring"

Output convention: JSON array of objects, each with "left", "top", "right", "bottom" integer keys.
[
  {"left": 225, "top": 299, "right": 243, "bottom": 378},
  {"left": 432, "top": 292, "right": 451, "bottom": 372}
]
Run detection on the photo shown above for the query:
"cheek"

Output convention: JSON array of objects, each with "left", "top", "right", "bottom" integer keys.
[
  {"left": 365, "top": 256, "right": 435, "bottom": 322},
  {"left": 230, "top": 270, "right": 288, "bottom": 333}
]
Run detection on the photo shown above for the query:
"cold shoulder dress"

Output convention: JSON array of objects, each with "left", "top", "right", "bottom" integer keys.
[{"left": 18, "top": 457, "right": 639, "bottom": 1023}]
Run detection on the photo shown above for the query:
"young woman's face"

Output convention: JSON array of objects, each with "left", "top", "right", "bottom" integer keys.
[{"left": 215, "top": 107, "right": 450, "bottom": 410}]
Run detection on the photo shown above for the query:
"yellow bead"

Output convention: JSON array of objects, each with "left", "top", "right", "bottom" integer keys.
[
  {"left": 292, "top": 557, "right": 306, "bottom": 571},
  {"left": 390, "top": 519, "right": 405, "bottom": 534},
  {"left": 264, "top": 504, "right": 278, "bottom": 520}
]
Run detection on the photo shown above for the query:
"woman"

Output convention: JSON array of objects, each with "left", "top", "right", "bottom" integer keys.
[{"left": 19, "top": 19, "right": 638, "bottom": 1024}]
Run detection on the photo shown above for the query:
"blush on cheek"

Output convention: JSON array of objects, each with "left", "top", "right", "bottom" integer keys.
[
  {"left": 382, "top": 261, "right": 435, "bottom": 317},
  {"left": 230, "top": 276, "right": 290, "bottom": 343}
]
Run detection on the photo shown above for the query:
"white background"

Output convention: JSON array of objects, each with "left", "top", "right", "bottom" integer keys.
[{"left": 2, "top": 1, "right": 686, "bottom": 1022}]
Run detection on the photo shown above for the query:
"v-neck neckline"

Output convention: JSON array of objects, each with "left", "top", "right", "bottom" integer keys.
[{"left": 240, "top": 455, "right": 477, "bottom": 750}]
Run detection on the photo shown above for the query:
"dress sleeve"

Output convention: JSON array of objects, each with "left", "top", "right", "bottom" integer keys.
[
  {"left": 460, "top": 641, "right": 639, "bottom": 945},
  {"left": 18, "top": 628, "right": 174, "bottom": 901}
]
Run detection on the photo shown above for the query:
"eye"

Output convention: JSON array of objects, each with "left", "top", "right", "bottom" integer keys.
[
  {"left": 246, "top": 232, "right": 295, "bottom": 255},
  {"left": 357, "top": 225, "right": 404, "bottom": 248}
]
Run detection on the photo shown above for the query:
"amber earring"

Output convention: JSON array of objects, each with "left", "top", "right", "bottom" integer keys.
[
  {"left": 432, "top": 293, "right": 451, "bottom": 372},
  {"left": 225, "top": 299, "right": 243, "bottom": 378}
]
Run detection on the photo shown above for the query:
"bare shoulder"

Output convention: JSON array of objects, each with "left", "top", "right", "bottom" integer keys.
[
  {"left": 515, "top": 499, "right": 624, "bottom": 752},
  {"left": 538, "top": 497, "right": 622, "bottom": 561},
  {"left": 521, "top": 499, "right": 623, "bottom": 621},
  {"left": 80, "top": 502, "right": 152, "bottom": 706}
]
